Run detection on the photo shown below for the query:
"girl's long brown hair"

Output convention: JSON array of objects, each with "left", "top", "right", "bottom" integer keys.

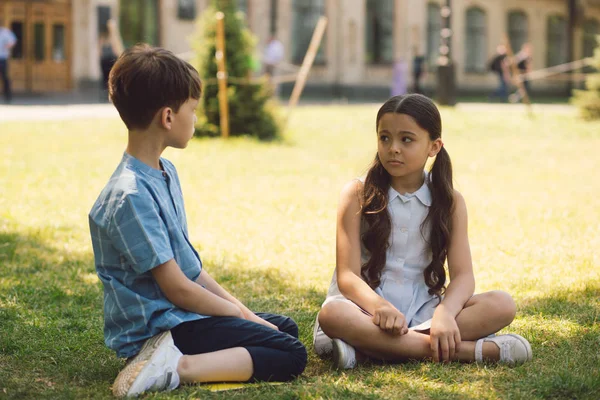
[{"left": 360, "top": 94, "right": 454, "bottom": 300}]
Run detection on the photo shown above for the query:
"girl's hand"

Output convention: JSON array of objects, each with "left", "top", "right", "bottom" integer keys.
[
  {"left": 430, "top": 308, "right": 461, "bottom": 362},
  {"left": 372, "top": 303, "right": 408, "bottom": 335},
  {"left": 245, "top": 312, "right": 279, "bottom": 331}
]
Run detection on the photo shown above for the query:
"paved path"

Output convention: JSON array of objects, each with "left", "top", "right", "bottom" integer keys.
[
  {"left": 0, "top": 102, "right": 577, "bottom": 123},
  {"left": 456, "top": 102, "right": 576, "bottom": 115},
  {"left": 0, "top": 104, "right": 119, "bottom": 122}
]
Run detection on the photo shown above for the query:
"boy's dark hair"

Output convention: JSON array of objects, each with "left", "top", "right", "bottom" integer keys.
[
  {"left": 361, "top": 94, "right": 453, "bottom": 301},
  {"left": 109, "top": 44, "right": 202, "bottom": 130}
]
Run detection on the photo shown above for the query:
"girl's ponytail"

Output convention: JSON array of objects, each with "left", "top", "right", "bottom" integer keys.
[
  {"left": 360, "top": 154, "right": 391, "bottom": 289},
  {"left": 423, "top": 146, "right": 454, "bottom": 299}
]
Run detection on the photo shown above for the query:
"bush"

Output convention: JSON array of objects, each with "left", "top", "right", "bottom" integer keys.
[
  {"left": 571, "top": 35, "right": 600, "bottom": 120},
  {"left": 191, "top": 0, "right": 281, "bottom": 140}
]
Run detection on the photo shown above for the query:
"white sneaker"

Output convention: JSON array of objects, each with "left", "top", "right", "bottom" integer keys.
[
  {"left": 112, "top": 331, "right": 182, "bottom": 398},
  {"left": 475, "top": 333, "right": 532, "bottom": 366},
  {"left": 313, "top": 314, "right": 333, "bottom": 358},
  {"left": 332, "top": 338, "right": 357, "bottom": 370}
]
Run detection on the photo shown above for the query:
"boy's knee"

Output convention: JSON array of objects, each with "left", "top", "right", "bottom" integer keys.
[
  {"left": 265, "top": 337, "right": 307, "bottom": 381},
  {"left": 290, "top": 342, "right": 308, "bottom": 379}
]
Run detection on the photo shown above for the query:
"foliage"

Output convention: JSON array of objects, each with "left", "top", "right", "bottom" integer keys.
[
  {"left": 191, "top": 0, "right": 281, "bottom": 140},
  {"left": 571, "top": 35, "right": 600, "bottom": 119}
]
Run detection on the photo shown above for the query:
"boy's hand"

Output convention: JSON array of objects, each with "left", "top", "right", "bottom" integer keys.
[
  {"left": 245, "top": 312, "right": 279, "bottom": 331},
  {"left": 372, "top": 303, "right": 408, "bottom": 335}
]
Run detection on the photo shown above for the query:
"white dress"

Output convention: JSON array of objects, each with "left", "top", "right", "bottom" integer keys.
[{"left": 315, "top": 178, "right": 439, "bottom": 345}]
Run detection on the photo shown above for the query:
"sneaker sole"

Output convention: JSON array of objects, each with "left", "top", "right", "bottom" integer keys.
[
  {"left": 331, "top": 339, "right": 344, "bottom": 370},
  {"left": 506, "top": 333, "right": 533, "bottom": 363},
  {"left": 332, "top": 339, "right": 355, "bottom": 370},
  {"left": 112, "top": 331, "right": 172, "bottom": 398}
]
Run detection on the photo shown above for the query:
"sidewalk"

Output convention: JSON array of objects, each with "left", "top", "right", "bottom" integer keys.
[
  {"left": 456, "top": 102, "right": 576, "bottom": 115},
  {"left": 0, "top": 103, "right": 118, "bottom": 122},
  {"left": 0, "top": 87, "right": 119, "bottom": 122},
  {"left": 0, "top": 86, "right": 577, "bottom": 123}
]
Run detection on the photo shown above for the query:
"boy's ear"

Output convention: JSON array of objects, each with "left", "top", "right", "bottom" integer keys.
[
  {"left": 160, "top": 107, "right": 173, "bottom": 130},
  {"left": 429, "top": 138, "right": 443, "bottom": 157}
]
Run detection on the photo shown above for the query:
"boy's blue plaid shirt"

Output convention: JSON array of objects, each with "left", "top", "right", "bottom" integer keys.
[{"left": 89, "top": 153, "right": 207, "bottom": 358}]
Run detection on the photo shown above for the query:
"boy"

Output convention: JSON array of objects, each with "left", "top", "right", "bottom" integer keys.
[{"left": 89, "top": 44, "right": 306, "bottom": 398}]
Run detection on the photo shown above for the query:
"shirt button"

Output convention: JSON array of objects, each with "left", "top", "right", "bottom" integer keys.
[{"left": 400, "top": 227, "right": 408, "bottom": 233}]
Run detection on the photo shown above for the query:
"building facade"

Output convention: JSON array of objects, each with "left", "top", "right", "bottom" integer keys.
[{"left": 1, "top": 0, "right": 599, "bottom": 95}]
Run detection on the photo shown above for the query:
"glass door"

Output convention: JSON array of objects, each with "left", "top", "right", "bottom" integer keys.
[
  {"left": 3, "top": 1, "right": 29, "bottom": 91},
  {"left": 3, "top": 0, "right": 71, "bottom": 93},
  {"left": 30, "top": 1, "right": 71, "bottom": 92}
]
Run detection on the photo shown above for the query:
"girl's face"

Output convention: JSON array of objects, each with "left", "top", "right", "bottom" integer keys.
[{"left": 377, "top": 113, "right": 441, "bottom": 184}]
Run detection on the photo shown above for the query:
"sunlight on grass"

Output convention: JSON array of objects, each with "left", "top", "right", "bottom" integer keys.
[{"left": 1, "top": 104, "right": 599, "bottom": 399}]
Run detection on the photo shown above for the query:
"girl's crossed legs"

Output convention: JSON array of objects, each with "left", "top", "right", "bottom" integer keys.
[{"left": 318, "top": 291, "right": 517, "bottom": 363}]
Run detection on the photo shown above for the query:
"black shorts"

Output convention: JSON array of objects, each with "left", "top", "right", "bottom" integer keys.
[{"left": 171, "top": 313, "right": 307, "bottom": 382}]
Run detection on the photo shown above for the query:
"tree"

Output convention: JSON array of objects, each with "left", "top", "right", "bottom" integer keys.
[
  {"left": 191, "top": 0, "right": 281, "bottom": 139},
  {"left": 572, "top": 35, "right": 600, "bottom": 119}
]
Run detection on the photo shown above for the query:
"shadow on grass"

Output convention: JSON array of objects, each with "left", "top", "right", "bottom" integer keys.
[
  {"left": 3, "top": 226, "right": 598, "bottom": 399},
  {"left": 519, "top": 283, "right": 600, "bottom": 326},
  {"left": 486, "top": 284, "right": 600, "bottom": 399},
  {"left": 0, "top": 227, "right": 327, "bottom": 399}
]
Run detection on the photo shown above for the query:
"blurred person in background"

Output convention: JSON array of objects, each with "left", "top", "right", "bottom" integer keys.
[
  {"left": 263, "top": 35, "right": 284, "bottom": 96},
  {"left": 488, "top": 45, "right": 510, "bottom": 103},
  {"left": 0, "top": 18, "right": 17, "bottom": 104},
  {"left": 99, "top": 19, "right": 124, "bottom": 100},
  {"left": 509, "top": 43, "right": 533, "bottom": 103},
  {"left": 412, "top": 47, "right": 426, "bottom": 94}
]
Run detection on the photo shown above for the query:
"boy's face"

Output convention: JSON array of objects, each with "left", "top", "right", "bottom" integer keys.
[{"left": 166, "top": 98, "right": 199, "bottom": 149}]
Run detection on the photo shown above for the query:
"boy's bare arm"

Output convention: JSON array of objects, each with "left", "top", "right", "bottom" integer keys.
[
  {"left": 151, "top": 259, "right": 243, "bottom": 318},
  {"left": 195, "top": 270, "right": 251, "bottom": 316},
  {"left": 196, "top": 270, "right": 279, "bottom": 330}
]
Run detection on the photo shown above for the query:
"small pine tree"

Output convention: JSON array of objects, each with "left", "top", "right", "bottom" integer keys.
[
  {"left": 191, "top": 0, "right": 281, "bottom": 139},
  {"left": 572, "top": 35, "right": 600, "bottom": 119}
]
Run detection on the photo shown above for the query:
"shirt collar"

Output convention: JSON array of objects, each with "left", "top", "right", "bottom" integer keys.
[
  {"left": 122, "top": 152, "right": 166, "bottom": 180},
  {"left": 388, "top": 174, "right": 432, "bottom": 207}
]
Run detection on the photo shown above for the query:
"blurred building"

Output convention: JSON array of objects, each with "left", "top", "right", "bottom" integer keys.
[{"left": 1, "top": 0, "right": 599, "bottom": 97}]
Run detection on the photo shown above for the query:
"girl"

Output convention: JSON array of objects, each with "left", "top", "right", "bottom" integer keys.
[{"left": 313, "top": 94, "right": 532, "bottom": 369}]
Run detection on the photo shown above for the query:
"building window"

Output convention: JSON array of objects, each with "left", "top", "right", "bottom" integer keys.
[
  {"left": 546, "top": 15, "right": 567, "bottom": 67},
  {"left": 34, "top": 23, "right": 45, "bottom": 61},
  {"left": 365, "top": 0, "right": 393, "bottom": 64},
  {"left": 291, "top": 0, "right": 325, "bottom": 65},
  {"left": 120, "top": 0, "right": 160, "bottom": 48},
  {"left": 583, "top": 18, "right": 599, "bottom": 59},
  {"left": 52, "top": 24, "right": 66, "bottom": 62},
  {"left": 508, "top": 10, "right": 528, "bottom": 54},
  {"left": 426, "top": 3, "right": 441, "bottom": 67},
  {"left": 10, "top": 21, "right": 24, "bottom": 59},
  {"left": 465, "top": 7, "right": 486, "bottom": 72},
  {"left": 178, "top": 0, "right": 196, "bottom": 20}
]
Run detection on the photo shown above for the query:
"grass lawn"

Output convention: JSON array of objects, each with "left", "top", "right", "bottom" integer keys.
[{"left": 1, "top": 103, "right": 599, "bottom": 399}]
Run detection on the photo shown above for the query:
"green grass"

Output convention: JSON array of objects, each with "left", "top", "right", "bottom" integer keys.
[{"left": 1, "top": 104, "right": 599, "bottom": 399}]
